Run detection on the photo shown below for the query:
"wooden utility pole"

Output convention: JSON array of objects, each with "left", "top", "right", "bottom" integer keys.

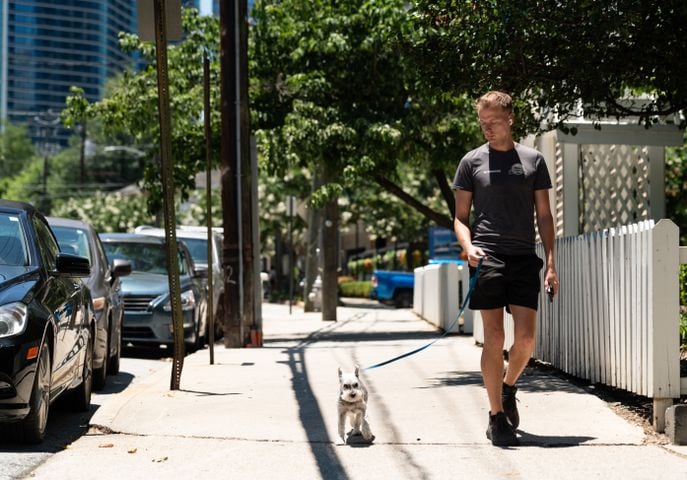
[
  {"left": 238, "top": 0, "right": 259, "bottom": 345},
  {"left": 219, "top": 0, "right": 242, "bottom": 347}
]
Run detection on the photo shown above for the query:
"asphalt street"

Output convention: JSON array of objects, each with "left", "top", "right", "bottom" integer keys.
[{"left": 0, "top": 354, "right": 168, "bottom": 480}]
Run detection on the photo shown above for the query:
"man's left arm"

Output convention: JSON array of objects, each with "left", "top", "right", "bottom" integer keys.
[{"left": 534, "top": 189, "right": 559, "bottom": 297}]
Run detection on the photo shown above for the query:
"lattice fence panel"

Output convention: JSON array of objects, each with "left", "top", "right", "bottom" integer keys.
[
  {"left": 579, "top": 144, "right": 650, "bottom": 233},
  {"left": 554, "top": 138, "right": 565, "bottom": 237}
]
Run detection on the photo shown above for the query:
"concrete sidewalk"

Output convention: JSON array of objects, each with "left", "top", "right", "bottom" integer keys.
[{"left": 29, "top": 303, "right": 687, "bottom": 479}]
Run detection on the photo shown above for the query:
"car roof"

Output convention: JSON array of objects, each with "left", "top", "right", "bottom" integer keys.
[
  {"left": 46, "top": 216, "right": 93, "bottom": 230},
  {"left": 135, "top": 226, "right": 219, "bottom": 240},
  {"left": 99, "top": 232, "right": 166, "bottom": 245},
  {"left": 0, "top": 199, "right": 39, "bottom": 215}
]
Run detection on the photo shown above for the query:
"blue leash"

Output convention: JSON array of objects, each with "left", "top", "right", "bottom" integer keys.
[{"left": 363, "top": 257, "right": 483, "bottom": 371}]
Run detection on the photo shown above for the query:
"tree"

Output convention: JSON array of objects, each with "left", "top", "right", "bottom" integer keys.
[
  {"left": 410, "top": 0, "right": 687, "bottom": 131},
  {"left": 666, "top": 141, "right": 687, "bottom": 244},
  {"left": 0, "top": 122, "right": 35, "bottom": 178},
  {"left": 0, "top": 122, "right": 38, "bottom": 199},
  {"left": 250, "top": 0, "right": 484, "bottom": 318},
  {"left": 61, "top": 9, "right": 222, "bottom": 213}
]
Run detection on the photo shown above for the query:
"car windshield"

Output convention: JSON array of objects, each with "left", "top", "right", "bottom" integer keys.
[
  {"left": 0, "top": 213, "right": 29, "bottom": 266},
  {"left": 51, "top": 226, "right": 92, "bottom": 261},
  {"left": 180, "top": 237, "right": 208, "bottom": 264},
  {"left": 102, "top": 241, "right": 186, "bottom": 275}
]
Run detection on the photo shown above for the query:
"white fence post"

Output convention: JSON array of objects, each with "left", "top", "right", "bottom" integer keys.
[{"left": 649, "top": 220, "right": 680, "bottom": 431}]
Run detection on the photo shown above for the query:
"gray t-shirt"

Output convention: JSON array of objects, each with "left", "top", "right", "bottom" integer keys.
[{"left": 452, "top": 142, "right": 552, "bottom": 255}]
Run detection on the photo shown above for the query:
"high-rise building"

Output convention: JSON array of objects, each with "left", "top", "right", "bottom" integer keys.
[{"left": 0, "top": 0, "right": 137, "bottom": 145}]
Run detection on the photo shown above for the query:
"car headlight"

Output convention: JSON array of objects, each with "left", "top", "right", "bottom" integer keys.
[
  {"left": 0, "top": 302, "right": 28, "bottom": 338},
  {"left": 163, "top": 290, "right": 196, "bottom": 312}
]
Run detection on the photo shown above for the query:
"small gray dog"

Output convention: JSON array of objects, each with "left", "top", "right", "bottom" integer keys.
[{"left": 337, "top": 365, "right": 374, "bottom": 444}]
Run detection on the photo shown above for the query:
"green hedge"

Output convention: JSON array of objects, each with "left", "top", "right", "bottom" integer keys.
[{"left": 339, "top": 281, "right": 373, "bottom": 298}]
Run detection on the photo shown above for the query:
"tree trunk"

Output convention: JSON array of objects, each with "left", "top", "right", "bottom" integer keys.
[{"left": 321, "top": 165, "right": 338, "bottom": 321}]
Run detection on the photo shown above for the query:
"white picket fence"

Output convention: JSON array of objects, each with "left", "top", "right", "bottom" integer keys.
[{"left": 470, "top": 219, "right": 683, "bottom": 431}]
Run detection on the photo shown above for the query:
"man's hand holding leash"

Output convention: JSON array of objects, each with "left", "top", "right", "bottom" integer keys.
[
  {"left": 544, "top": 267, "right": 559, "bottom": 302},
  {"left": 467, "top": 246, "right": 487, "bottom": 268}
]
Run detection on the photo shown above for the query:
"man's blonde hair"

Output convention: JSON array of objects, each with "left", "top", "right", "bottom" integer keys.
[{"left": 476, "top": 91, "right": 513, "bottom": 113}]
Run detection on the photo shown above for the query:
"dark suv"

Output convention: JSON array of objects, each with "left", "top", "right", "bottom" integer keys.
[{"left": 99, "top": 233, "right": 208, "bottom": 352}]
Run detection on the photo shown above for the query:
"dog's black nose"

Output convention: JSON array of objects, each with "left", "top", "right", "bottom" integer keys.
[{"left": 350, "top": 392, "right": 356, "bottom": 397}]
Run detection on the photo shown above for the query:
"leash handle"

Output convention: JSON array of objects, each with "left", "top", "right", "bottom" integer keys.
[{"left": 363, "top": 257, "right": 483, "bottom": 371}]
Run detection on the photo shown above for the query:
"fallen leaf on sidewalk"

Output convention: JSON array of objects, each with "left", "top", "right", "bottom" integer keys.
[
  {"left": 98, "top": 443, "right": 114, "bottom": 448},
  {"left": 128, "top": 448, "right": 138, "bottom": 454},
  {"left": 153, "top": 456, "right": 168, "bottom": 463}
]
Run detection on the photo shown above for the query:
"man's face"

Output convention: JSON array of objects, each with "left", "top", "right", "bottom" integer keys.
[{"left": 478, "top": 107, "right": 512, "bottom": 144}]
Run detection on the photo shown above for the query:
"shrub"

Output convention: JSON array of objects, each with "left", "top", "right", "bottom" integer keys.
[{"left": 339, "top": 280, "right": 373, "bottom": 298}]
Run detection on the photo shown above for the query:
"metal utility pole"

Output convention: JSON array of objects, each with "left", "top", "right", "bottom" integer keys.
[
  {"left": 151, "top": 0, "right": 185, "bottom": 389},
  {"left": 219, "top": 0, "right": 242, "bottom": 347},
  {"left": 203, "top": 52, "right": 215, "bottom": 364}
]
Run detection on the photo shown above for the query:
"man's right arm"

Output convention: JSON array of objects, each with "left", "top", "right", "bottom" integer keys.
[{"left": 454, "top": 189, "right": 484, "bottom": 267}]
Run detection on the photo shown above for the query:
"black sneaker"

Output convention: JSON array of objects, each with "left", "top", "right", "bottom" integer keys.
[
  {"left": 486, "top": 412, "right": 519, "bottom": 447},
  {"left": 502, "top": 382, "right": 519, "bottom": 429}
]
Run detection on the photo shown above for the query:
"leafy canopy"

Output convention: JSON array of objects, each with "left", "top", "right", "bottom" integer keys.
[{"left": 410, "top": 0, "right": 687, "bottom": 130}]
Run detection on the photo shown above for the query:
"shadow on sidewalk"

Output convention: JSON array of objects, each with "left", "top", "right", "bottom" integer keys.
[
  {"left": 516, "top": 430, "right": 596, "bottom": 447},
  {"left": 421, "top": 369, "right": 588, "bottom": 395},
  {"left": 280, "top": 347, "right": 349, "bottom": 480},
  {"left": 268, "top": 330, "right": 441, "bottom": 345}
]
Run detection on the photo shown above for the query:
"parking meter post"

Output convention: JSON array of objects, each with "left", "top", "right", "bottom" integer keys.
[
  {"left": 153, "top": 0, "right": 185, "bottom": 389},
  {"left": 204, "top": 52, "right": 215, "bottom": 365}
]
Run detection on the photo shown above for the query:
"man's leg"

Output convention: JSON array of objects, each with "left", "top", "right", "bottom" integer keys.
[
  {"left": 482, "top": 307, "right": 519, "bottom": 446},
  {"left": 503, "top": 305, "right": 537, "bottom": 385},
  {"left": 480, "top": 308, "right": 506, "bottom": 414}
]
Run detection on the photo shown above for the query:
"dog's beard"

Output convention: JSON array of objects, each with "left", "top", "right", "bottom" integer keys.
[{"left": 340, "top": 390, "right": 362, "bottom": 403}]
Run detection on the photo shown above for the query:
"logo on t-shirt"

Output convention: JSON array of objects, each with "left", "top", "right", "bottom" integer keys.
[{"left": 508, "top": 164, "right": 524, "bottom": 176}]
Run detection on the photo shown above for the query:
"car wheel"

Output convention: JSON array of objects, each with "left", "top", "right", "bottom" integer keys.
[
  {"left": 185, "top": 315, "right": 200, "bottom": 353},
  {"left": 108, "top": 319, "right": 121, "bottom": 375},
  {"left": 69, "top": 335, "right": 93, "bottom": 412},
  {"left": 93, "top": 324, "right": 108, "bottom": 390},
  {"left": 13, "top": 341, "right": 51, "bottom": 444},
  {"left": 394, "top": 290, "right": 413, "bottom": 309}
]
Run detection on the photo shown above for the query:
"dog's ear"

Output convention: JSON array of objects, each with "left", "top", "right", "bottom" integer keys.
[
  {"left": 338, "top": 367, "right": 342, "bottom": 380},
  {"left": 354, "top": 365, "right": 360, "bottom": 378}
]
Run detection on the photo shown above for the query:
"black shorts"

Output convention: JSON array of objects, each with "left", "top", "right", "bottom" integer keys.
[{"left": 468, "top": 253, "right": 544, "bottom": 312}]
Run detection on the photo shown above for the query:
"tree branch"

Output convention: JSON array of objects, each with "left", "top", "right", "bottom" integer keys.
[
  {"left": 432, "top": 169, "right": 455, "bottom": 220},
  {"left": 374, "top": 175, "right": 453, "bottom": 230}
]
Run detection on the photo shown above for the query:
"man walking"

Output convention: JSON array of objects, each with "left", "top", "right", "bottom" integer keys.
[{"left": 453, "top": 91, "right": 559, "bottom": 446}]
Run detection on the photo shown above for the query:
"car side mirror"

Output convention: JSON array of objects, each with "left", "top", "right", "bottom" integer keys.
[
  {"left": 193, "top": 265, "right": 208, "bottom": 279},
  {"left": 112, "top": 259, "right": 132, "bottom": 277},
  {"left": 56, "top": 253, "right": 91, "bottom": 277}
]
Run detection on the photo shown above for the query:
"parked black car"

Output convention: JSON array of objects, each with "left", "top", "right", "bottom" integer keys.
[
  {"left": 0, "top": 200, "right": 94, "bottom": 444},
  {"left": 48, "top": 217, "right": 131, "bottom": 390},
  {"left": 99, "top": 233, "right": 208, "bottom": 352}
]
